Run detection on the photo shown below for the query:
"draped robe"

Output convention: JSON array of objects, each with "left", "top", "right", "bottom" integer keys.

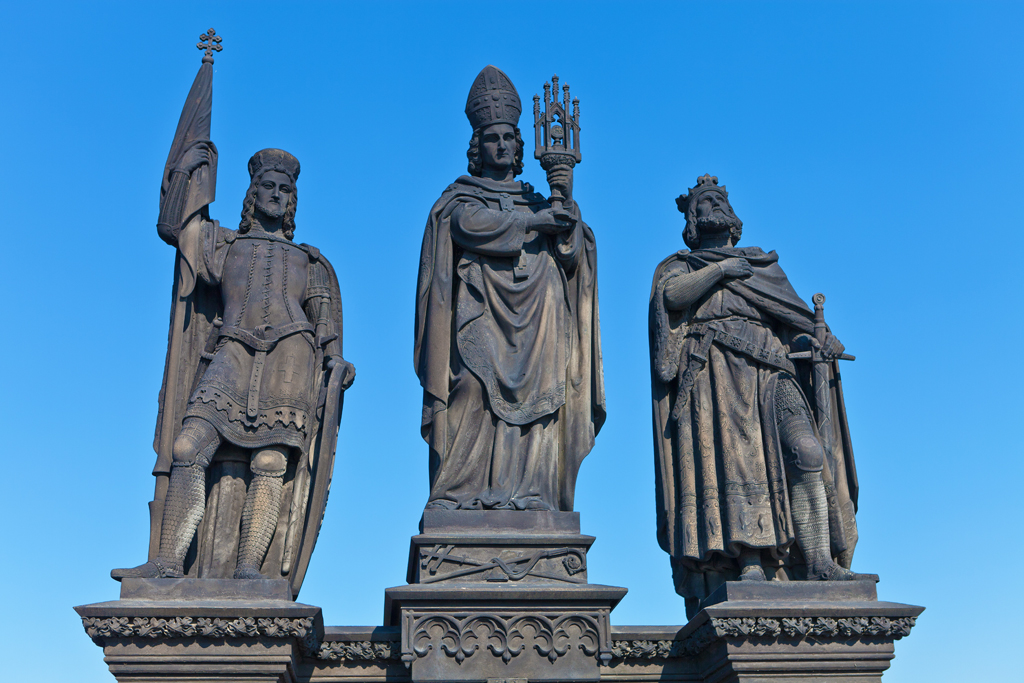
[
  {"left": 415, "top": 175, "right": 605, "bottom": 511},
  {"left": 649, "top": 246, "right": 859, "bottom": 601}
]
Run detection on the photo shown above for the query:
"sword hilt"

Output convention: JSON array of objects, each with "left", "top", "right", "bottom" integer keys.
[{"left": 788, "top": 293, "right": 855, "bottom": 361}]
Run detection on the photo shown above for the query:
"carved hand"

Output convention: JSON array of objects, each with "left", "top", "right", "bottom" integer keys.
[
  {"left": 718, "top": 258, "right": 753, "bottom": 279},
  {"left": 819, "top": 333, "right": 845, "bottom": 361},
  {"left": 546, "top": 166, "right": 573, "bottom": 200},
  {"left": 529, "top": 208, "right": 576, "bottom": 235},
  {"left": 177, "top": 144, "right": 212, "bottom": 175},
  {"left": 327, "top": 357, "right": 356, "bottom": 391}
]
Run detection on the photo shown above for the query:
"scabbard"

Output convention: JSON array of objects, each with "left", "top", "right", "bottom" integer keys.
[
  {"left": 247, "top": 349, "right": 266, "bottom": 420},
  {"left": 671, "top": 325, "right": 716, "bottom": 421}
]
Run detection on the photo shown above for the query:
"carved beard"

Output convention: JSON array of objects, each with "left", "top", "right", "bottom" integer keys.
[
  {"left": 695, "top": 213, "right": 741, "bottom": 235},
  {"left": 255, "top": 197, "right": 285, "bottom": 220}
]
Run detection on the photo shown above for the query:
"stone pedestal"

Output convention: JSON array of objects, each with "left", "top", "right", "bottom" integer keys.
[
  {"left": 602, "top": 582, "right": 923, "bottom": 683},
  {"left": 385, "top": 510, "right": 628, "bottom": 682},
  {"left": 77, "top": 539, "right": 922, "bottom": 683},
  {"left": 74, "top": 579, "right": 323, "bottom": 683}
]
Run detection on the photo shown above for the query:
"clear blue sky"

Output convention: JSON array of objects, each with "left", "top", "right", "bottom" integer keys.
[{"left": 1, "top": 2, "right": 1020, "bottom": 681}]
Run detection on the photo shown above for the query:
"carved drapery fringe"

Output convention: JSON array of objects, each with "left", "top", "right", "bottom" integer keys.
[{"left": 191, "top": 386, "right": 309, "bottom": 434}]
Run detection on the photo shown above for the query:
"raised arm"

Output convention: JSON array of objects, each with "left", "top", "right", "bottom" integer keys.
[{"left": 157, "top": 144, "right": 212, "bottom": 246}]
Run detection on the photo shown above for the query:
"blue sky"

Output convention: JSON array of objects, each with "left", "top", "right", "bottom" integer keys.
[{"left": 1, "top": 2, "right": 1021, "bottom": 681}]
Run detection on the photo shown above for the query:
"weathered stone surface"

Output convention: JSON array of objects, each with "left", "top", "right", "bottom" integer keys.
[
  {"left": 699, "top": 578, "right": 878, "bottom": 608},
  {"left": 410, "top": 511, "right": 593, "bottom": 585},
  {"left": 385, "top": 583, "right": 626, "bottom": 682},
  {"left": 118, "top": 577, "right": 293, "bottom": 601},
  {"left": 415, "top": 67, "right": 603, "bottom": 514},
  {"left": 390, "top": 506, "right": 628, "bottom": 682},
  {"left": 110, "top": 28, "right": 354, "bottom": 597},
  {"left": 420, "top": 510, "right": 581, "bottom": 534},
  {"left": 75, "top": 578, "right": 324, "bottom": 683},
  {"left": 650, "top": 175, "right": 877, "bottom": 619},
  {"left": 600, "top": 585, "right": 923, "bottom": 683}
]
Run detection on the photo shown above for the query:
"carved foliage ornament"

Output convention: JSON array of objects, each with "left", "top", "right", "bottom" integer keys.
[
  {"left": 317, "top": 640, "right": 402, "bottom": 661},
  {"left": 609, "top": 616, "right": 919, "bottom": 661},
  {"left": 81, "top": 616, "right": 319, "bottom": 656}
]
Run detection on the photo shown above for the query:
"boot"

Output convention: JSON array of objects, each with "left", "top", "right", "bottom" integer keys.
[
  {"left": 111, "top": 462, "right": 207, "bottom": 580},
  {"left": 233, "top": 473, "right": 283, "bottom": 579},
  {"left": 789, "top": 470, "right": 878, "bottom": 582}
]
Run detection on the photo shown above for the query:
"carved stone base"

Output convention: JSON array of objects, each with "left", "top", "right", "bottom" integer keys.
[
  {"left": 75, "top": 578, "right": 323, "bottom": 683},
  {"left": 408, "top": 510, "right": 594, "bottom": 585},
  {"left": 603, "top": 582, "right": 923, "bottom": 683},
  {"left": 77, "top": 579, "right": 922, "bottom": 683},
  {"left": 385, "top": 583, "right": 627, "bottom": 682},
  {"left": 389, "top": 510, "right": 627, "bottom": 682}
]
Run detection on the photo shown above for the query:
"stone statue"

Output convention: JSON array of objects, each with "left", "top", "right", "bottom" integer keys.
[
  {"left": 112, "top": 33, "right": 355, "bottom": 596},
  {"left": 414, "top": 66, "right": 605, "bottom": 511},
  {"left": 649, "top": 175, "right": 875, "bottom": 618}
]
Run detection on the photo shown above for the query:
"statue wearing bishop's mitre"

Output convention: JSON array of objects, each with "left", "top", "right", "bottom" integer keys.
[{"left": 415, "top": 66, "right": 605, "bottom": 513}]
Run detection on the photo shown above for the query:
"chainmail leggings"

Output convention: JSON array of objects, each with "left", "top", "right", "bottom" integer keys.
[
  {"left": 774, "top": 377, "right": 832, "bottom": 569},
  {"left": 236, "top": 447, "right": 288, "bottom": 575},
  {"left": 159, "top": 418, "right": 222, "bottom": 570}
]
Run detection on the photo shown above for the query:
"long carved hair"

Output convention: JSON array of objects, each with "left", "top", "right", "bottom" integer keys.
[
  {"left": 238, "top": 170, "right": 298, "bottom": 240},
  {"left": 467, "top": 126, "right": 525, "bottom": 177}
]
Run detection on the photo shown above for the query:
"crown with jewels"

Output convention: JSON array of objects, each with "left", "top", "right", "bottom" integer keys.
[
  {"left": 465, "top": 65, "right": 522, "bottom": 131},
  {"left": 676, "top": 174, "right": 729, "bottom": 216},
  {"left": 248, "top": 148, "right": 300, "bottom": 182}
]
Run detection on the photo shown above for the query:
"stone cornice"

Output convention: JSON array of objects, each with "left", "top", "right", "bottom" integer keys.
[
  {"left": 79, "top": 612, "right": 919, "bottom": 664},
  {"left": 80, "top": 615, "right": 321, "bottom": 657},
  {"left": 609, "top": 615, "right": 918, "bottom": 661}
]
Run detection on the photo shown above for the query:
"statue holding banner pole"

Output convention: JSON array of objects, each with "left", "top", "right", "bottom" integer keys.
[{"left": 111, "top": 30, "right": 355, "bottom": 598}]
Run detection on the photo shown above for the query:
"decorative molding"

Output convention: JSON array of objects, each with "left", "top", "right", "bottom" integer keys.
[
  {"left": 713, "top": 616, "right": 917, "bottom": 640},
  {"left": 410, "top": 613, "right": 603, "bottom": 666},
  {"left": 316, "top": 640, "right": 401, "bottom": 662},
  {"left": 610, "top": 616, "right": 918, "bottom": 660},
  {"left": 610, "top": 624, "right": 716, "bottom": 660},
  {"left": 418, "top": 545, "right": 587, "bottom": 584},
  {"left": 80, "top": 615, "right": 319, "bottom": 656}
]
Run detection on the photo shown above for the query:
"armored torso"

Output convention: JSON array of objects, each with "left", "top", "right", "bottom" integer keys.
[
  {"left": 221, "top": 233, "right": 309, "bottom": 331},
  {"left": 184, "top": 225, "right": 322, "bottom": 452}
]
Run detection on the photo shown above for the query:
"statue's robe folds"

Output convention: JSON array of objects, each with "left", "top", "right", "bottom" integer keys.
[
  {"left": 415, "top": 175, "right": 605, "bottom": 511},
  {"left": 649, "top": 247, "right": 859, "bottom": 602},
  {"left": 151, "top": 216, "right": 345, "bottom": 597}
]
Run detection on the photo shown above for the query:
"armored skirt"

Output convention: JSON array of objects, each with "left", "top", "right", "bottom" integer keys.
[{"left": 186, "top": 332, "right": 315, "bottom": 451}]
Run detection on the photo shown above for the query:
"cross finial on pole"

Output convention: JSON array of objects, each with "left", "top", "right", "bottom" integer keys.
[{"left": 197, "top": 28, "right": 223, "bottom": 64}]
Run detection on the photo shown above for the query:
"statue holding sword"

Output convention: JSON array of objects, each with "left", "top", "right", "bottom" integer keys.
[{"left": 649, "top": 174, "right": 874, "bottom": 619}]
